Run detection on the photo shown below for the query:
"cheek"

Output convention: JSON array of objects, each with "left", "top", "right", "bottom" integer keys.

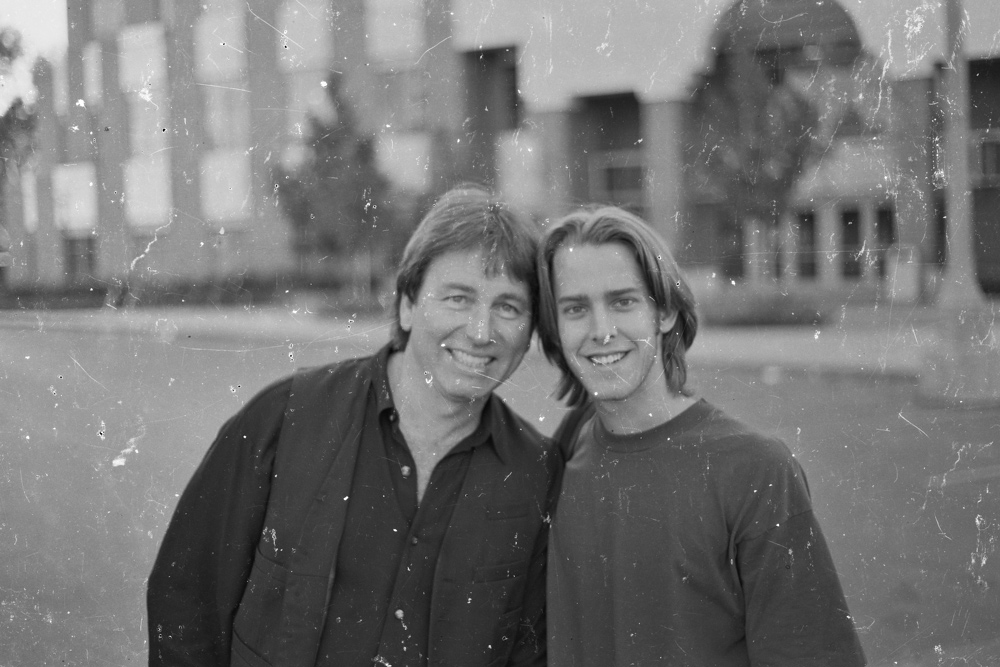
[{"left": 558, "top": 320, "right": 584, "bottom": 352}]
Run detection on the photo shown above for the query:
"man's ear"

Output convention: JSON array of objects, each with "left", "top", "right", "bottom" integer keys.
[
  {"left": 658, "top": 310, "right": 678, "bottom": 334},
  {"left": 399, "top": 294, "right": 415, "bottom": 333}
]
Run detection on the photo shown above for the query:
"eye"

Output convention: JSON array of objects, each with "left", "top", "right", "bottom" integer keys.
[
  {"left": 614, "top": 297, "right": 637, "bottom": 309},
  {"left": 561, "top": 304, "right": 586, "bottom": 317},
  {"left": 496, "top": 302, "right": 523, "bottom": 319},
  {"left": 444, "top": 294, "right": 470, "bottom": 307}
]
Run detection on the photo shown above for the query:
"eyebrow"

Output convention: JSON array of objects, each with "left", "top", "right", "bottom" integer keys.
[
  {"left": 556, "top": 287, "right": 643, "bottom": 304},
  {"left": 556, "top": 293, "right": 588, "bottom": 305}
]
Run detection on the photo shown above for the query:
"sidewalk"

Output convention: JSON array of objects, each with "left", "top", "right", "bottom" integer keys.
[{"left": 1, "top": 301, "right": 935, "bottom": 379}]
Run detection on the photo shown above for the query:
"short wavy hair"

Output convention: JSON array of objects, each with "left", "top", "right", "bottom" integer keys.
[
  {"left": 390, "top": 185, "right": 542, "bottom": 350},
  {"left": 537, "top": 206, "right": 698, "bottom": 407}
]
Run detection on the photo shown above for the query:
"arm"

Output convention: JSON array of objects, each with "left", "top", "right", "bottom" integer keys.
[
  {"left": 739, "top": 510, "right": 867, "bottom": 666},
  {"left": 147, "top": 380, "right": 289, "bottom": 666}
]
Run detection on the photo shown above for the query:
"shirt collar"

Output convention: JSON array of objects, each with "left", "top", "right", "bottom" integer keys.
[{"left": 372, "top": 344, "right": 500, "bottom": 460}]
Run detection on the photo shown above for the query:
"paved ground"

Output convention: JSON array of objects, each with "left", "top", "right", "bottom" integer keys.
[
  {"left": 0, "top": 298, "right": 941, "bottom": 377},
  {"left": 2, "top": 302, "right": 999, "bottom": 666}
]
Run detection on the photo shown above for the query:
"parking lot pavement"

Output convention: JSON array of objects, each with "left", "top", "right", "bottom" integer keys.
[{"left": 1, "top": 302, "right": 933, "bottom": 378}]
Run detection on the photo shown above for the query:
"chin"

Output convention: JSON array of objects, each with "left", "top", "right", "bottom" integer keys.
[{"left": 580, "top": 383, "right": 634, "bottom": 403}]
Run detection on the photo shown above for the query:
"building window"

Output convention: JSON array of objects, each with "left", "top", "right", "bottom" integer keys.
[
  {"left": 367, "top": 0, "right": 421, "bottom": 63},
  {"left": 796, "top": 210, "right": 817, "bottom": 279},
  {"left": 52, "top": 162, "right": 99, "bottom": 234},
  {"left": 194, "top": 12, "right": 250, "bottom": 150},
  {"left": 125, "top": 154, "right": 172, "bottom": 228},
  {"left": 64, "top": 235, "right": 97, "bottom": 283},
  {"left": 200, "top": 150, "right": 252, "bottom": 223},
  {"left": 840, "top": 207, "right": 862, "bottom": 278},
  {"left": 194, "top": 11, "right": 247, "bottom": 83},
  {"left": 577, "top": 93, "right": 645, "bottom": 217},
  {"left": 981, "top": 138, "right": 1000, "bottom": 179},
  {"left": 875, "top": 205, "right": 896, "bottom": 279},
  {"left": 119, "top": 23, "right": 171, "bottom": 157},
  {"left": 588, "top": 150, "right": 645, "bottom": 218},
  {"left": 276, "top": 0, "right": 332, "bottom": 73},
  {"left": 463, "top": 46, "right": 520, "bottom": 183}
]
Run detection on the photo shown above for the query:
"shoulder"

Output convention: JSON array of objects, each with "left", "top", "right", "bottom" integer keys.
[
  {"left": 289, "top": 353, "right": 376, "bottom": 388},
  {"left": 688, "top": 402, "right": 815, "bottom": 532},
  {"left": 227, "top": 353, "right": 378, "bottom": 440},
  {"left": 687, "top": 400, "right": 801, "bottom": 473},
  {"left": 551, "top": 403, "right": 596, "bottom": 461},
  {"left": 489, "top": 396, "right": 560, "bottom": 476},
  {"left": 223, "top": 374, "right": 295, "bottom": 436}
]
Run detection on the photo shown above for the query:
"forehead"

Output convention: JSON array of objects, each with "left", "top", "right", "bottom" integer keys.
[
  {"left": 553, "top": 242, "right": 647, "bottom": 295},
  {"left": 422, "top": 249, "right": 530, "bottom": 298}
]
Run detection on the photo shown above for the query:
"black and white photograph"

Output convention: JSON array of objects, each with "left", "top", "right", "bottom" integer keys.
[{"left": 1, "top": 0, "right": 999, "bottom": 664}]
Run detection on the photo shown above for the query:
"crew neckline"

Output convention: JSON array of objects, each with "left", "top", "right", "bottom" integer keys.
[{"left": 591, "top": 399, "right": 709, "bottom": 453}]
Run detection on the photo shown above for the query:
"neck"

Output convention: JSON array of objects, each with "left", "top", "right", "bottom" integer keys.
[
  {"left": 594, "top": 392, "right": 697, "bottom": 436},
  {"left": 387, "top": 350, "right": 486, "bottom": 454}
]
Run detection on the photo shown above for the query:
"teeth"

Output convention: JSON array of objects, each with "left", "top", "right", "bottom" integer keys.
[
  {"left": 590, "top": 352, "right": 625, "bottom": 365},
  {"left": 452, "top": 349, "right": 490, "bottom": 370}
]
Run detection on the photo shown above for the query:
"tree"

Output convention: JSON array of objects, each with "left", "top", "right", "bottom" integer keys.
[
  {"left": 273, "top": 72, "right": 393, "bottom": 297},
  {"left": 0, "top": 28, "right": 37, "bottom": 269},
  {"left": 688, "top": 53, "right": 820, "bottom": 280}
]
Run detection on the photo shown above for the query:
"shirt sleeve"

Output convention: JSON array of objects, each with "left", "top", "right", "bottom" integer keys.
[
  {"left": 147, "top": 379, "right": 290, "bottom": 667},
  {"left": 738, "top": 509, "right": 867, "bottom": 666}
]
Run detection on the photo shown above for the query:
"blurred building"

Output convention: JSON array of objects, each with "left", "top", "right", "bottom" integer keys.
[{"left": 2, "top": 0, "right": 998, "bottom": 302}]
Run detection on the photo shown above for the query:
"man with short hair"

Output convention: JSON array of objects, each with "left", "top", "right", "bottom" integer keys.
[
  {"left": 148, "top": 186, "right": 557, "bottom": 667},
  {"left": 537, "top": 206, "right": 865, "bottom": 666}
]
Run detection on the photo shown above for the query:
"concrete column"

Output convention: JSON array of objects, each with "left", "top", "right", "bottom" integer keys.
[
  {"left": 644, "top": 100, "right": 685, "bottom": 250},
  {"left": 422, "top": 0, "right": 464, "bottom": 191},
  {"left": 528, "top": 108, "right": 574, "bottom": 223},
  {"left": 93, "top": 34, "right": 130, "bottom": 283},
  {"left": 29, "top": 61, "right": 66, "bottom": 287}
]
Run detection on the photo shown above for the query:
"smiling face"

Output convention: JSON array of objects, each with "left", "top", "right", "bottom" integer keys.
[
  {"left": 398, "top": 249, "right": 533, "bottom": 405},
  {"left": 553, "top": 242, "right": 676, "bottom": 410}
]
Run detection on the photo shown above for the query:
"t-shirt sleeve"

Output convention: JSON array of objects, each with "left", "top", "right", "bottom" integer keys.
[
  {"left": 738, "top": 505, "right": 867, "bottom": 665},
  {"left": 147, "top": 378, "right": 290, "bottom": 666}
]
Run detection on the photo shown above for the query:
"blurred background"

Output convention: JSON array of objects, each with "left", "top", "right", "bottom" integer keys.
[{"left": 1, "top": 0, "right": 999, "bottom": 664}]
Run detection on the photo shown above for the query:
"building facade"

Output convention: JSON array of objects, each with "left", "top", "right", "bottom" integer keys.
[{"left": 2, "top": 0, "right": 997, "bottom": 303}]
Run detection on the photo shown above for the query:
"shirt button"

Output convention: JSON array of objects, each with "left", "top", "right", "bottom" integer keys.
[
  {"left": 394, "top": 609, "right": 404, "bottom": 620},
  {"left": 400, "top": 465, "right": 411, "bottom": 478},
  {"left": 411, "top": 536, "right": 419, "bottom": 546},
  {"left": 389, "top": 410, "right": 398, "bottom": 422}
]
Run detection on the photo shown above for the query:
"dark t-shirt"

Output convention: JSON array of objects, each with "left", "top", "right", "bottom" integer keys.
[{"left": 548, "top": 400, "right": 866, "bottom": 666}]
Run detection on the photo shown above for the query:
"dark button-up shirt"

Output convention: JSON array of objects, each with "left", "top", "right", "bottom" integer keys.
[{"left": 316, "top": 351, "right": 492, "bottom": 667}]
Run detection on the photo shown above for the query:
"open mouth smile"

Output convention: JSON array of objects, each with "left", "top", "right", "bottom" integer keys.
[
  {"left": 450, "top": 348, "right": 492, "bottom": 372},
  {"left": 588, "top": 351, "right": 627, "bottom": 366}
]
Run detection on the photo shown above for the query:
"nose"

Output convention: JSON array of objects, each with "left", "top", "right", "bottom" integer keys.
[
  {"left": 467, "top": 304, "right": 494, "bottom": 344},
  {"left": 589, "top": 306, "right": 615, "bottom": 344}
]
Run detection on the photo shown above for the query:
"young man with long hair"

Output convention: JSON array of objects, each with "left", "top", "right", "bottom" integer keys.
[{"left": 537, "top": 206, "right": 865, "bottom": 666}]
